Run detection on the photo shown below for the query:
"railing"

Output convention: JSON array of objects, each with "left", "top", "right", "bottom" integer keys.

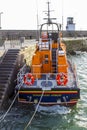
[
  {"left": 17, "top": 64, "right": 26, "bottom": 85},
  {"left": 17, "top": 66, "right": 77, "bottom": 88},
  {"left": 0, "top": 50, "right": 7, "bottom": 64}
]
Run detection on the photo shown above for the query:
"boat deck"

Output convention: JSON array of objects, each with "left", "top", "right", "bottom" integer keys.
[{"left": 17, "top": 62, "right": 77, "bottom": 90}]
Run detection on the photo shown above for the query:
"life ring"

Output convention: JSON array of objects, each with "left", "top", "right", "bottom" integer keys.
[
  {"left": 23, "top": 73, "right": 34, "bottom": 86},
  {"left": 56, "top": 73, "right": 68, "bottom": 86}
]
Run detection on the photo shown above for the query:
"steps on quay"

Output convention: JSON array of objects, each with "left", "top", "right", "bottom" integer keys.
[{"left": 0, "top": 49, "right": 20, "bottom": 109}]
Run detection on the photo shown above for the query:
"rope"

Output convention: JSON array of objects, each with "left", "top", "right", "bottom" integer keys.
[
  {"left": 0, "top": 91, "right": 19, "bottom": 123},
  {"left": 0, "top": 82, "right": 23, "bottom": 123},
  {"left": 24, "top": 90, "right": 44, "bottom": 130},
  {"left": 0, "top": 64, "right": 25, "bottom": 122}
]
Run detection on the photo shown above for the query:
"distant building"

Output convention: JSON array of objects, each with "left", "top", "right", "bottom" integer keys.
[{"left": 66, "top": 17, "right": 75, "bottom": 31}]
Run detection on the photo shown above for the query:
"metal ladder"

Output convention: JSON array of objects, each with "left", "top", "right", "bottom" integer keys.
[{"left": 51, "top": 48, "right": 57, "bottom": 73}]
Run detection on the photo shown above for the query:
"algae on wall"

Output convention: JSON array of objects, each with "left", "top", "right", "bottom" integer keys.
[
  {"left": 0, "top": 38, "right": 5, "bottom": 46},
  {"left": 63, "top": 39, "right": 87, "bottom": 54}
]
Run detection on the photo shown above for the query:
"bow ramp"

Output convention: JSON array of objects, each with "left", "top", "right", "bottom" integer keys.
[{"left": 0, "top": 49, "right": 20, "bottom": 109}]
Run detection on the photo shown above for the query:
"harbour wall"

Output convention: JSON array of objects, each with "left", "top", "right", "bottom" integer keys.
[
  {"left": 0, "top": 30, "right": 87, "bottom": 55},
  {"left": 0, "top": 30, "right": 87, "bottom": 40}
]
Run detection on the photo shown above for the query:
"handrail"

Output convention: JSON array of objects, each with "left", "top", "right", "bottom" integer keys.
[
  {"left": 0, "top": 50, "right": 7, "bottom": 64},
  {"left": 17, "top": 62, "right": 77, "bottom": 87}
]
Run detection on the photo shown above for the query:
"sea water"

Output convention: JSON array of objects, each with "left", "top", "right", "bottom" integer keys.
[{"left": 0, "top": 52, "right": 87, "bottom": 130}]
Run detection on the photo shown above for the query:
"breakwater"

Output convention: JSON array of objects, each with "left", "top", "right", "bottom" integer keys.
[
  {"left": 0, "top": 29, "right": 87, "bottom": 55},
  {"left": 0, "top": 30, "right": 87, "bottom": 40}
]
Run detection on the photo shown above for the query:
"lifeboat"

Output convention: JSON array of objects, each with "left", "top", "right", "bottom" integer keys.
[{"left": 16, "top": 2, "right": 80, "bottom": 107}]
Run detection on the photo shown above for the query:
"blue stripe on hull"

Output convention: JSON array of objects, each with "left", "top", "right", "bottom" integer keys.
[{"left": 19, "top": 93, "right": 77, "bottom": 104}]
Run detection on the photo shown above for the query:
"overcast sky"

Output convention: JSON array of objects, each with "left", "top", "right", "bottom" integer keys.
[{"left": 0, "top": 0, "right": 87, "bottom": 30}]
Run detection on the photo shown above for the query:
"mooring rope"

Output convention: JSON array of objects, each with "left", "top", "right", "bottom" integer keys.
[
  {"left": 0, "top": 91, "right": 19, "bottom": 122},
  {"left": 0, "top": 81, "right": 23, "bottom": 123},
  {"left": 24, "top": 90, "right": 44, "bottom": 130},
  {"left": 0, "top": 64, "right": 26, "bottom": 123}
]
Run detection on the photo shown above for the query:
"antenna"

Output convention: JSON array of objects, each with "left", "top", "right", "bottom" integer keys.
[
  {"left": 36, "top": 0, "right": 39, "bottom": 30},
  {"left": 62, "top": 0, "right": 64, "bottom": 31},
  {"left": 36, "top": 0, "right": 39, "bottom": 40},
  {"left": 43, "top": 1, "right": 56, "bottom": 25}
]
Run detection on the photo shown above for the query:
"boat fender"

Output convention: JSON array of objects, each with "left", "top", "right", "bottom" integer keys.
[
  {"left": 23, "top": 73, "right": 34, "bottom": 86},
  {"left": 56, "top": 73, "right": 68, "bottom": 86}
]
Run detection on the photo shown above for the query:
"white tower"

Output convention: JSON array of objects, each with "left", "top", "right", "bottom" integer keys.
[{"left": 66, "top": 17, "right": 75, "bottom": 31}]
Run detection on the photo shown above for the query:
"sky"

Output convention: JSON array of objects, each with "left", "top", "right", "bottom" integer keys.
[{"left": 0, "top": 0, "right": 87, "bottom": 30}]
